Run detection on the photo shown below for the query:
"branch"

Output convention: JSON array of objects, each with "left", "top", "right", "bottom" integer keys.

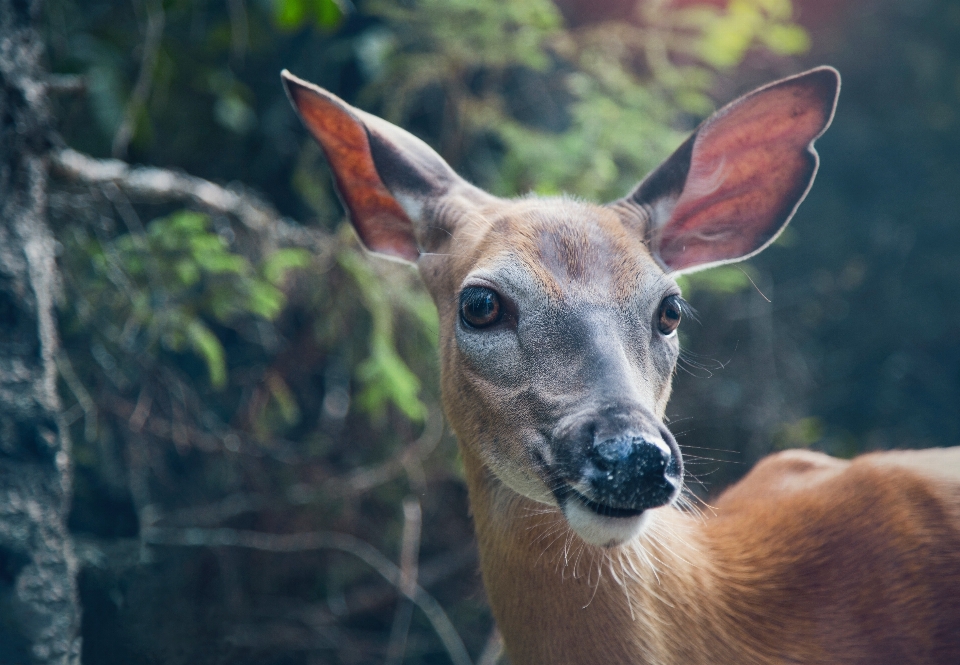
[
  {"left": 385, "top": 497, "right": 422, "bottom": 665},
  {"left": 226, "top": 0, "right": 249, "bottom": 64},
  {"left": 55, "top": 350, "right": 98, "bottom": 443},
  {"left": 143, "top": 526, "right": 473, "bottom": 665},
  {"left": 45, "top": 74, "right": 86, "bottom": 95},
  {"left": 340, "top": 543, "right": 476, "bottom": 617},
  {"left": 112, "top": 0, "right": 165, "bottom": 158},
  {"left": 477, "top": 628, "right": 504, "bottom": 665},
  {"left": 276, "top": 405, "right": 445, "bottom": 507},
  {"left": 50, "top": 148, "right": 333, "bottom": 255}
]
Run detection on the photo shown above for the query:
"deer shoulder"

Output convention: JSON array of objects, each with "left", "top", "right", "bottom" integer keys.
[{"left": 705, "top": 446, "right": 960, "bottom": 664}]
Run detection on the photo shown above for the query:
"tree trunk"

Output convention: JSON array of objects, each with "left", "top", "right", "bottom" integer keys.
[{"left": 0, "top": 0, "right": 82, "bottom": 662}]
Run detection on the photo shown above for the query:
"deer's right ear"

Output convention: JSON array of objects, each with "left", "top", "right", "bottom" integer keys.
[
  {"left": 616, "top": 66, "right": 840, "bottom": 274},
  {"left": 282, "top": 70, "right": 472, "bottom": 262}
]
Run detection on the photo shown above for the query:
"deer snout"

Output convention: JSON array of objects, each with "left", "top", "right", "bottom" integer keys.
[
  {"left": 581, "top": 434, "right": 681, "bottom": 514},
  {"left": 547, "top": 421, "right": 683, "bottom": 547},
  {"left": 548, "top": 410, "right": 683, "bottom": 519}
]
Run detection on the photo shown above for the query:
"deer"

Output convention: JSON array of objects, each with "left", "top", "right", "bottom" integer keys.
[{"left": 280, "top": 66, "right": 960, "bottom": 664}]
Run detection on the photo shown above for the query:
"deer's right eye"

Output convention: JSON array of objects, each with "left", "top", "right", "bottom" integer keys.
[
  {"left": 460, "top": 287, "right": 502, "bottom": 329},
  {"left": 657, "top": 295, "right": 682, "bottom": 336}
]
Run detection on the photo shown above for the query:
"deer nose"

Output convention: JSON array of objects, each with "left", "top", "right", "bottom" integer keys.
[{"left": 582, "top": 435, "right": 680, "bottom": 511}]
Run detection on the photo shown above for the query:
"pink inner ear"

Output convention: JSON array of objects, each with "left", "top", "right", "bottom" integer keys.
[
  {"left": 287, "top": 82, "right": 420, "bottom": 262},
  {"left": 658, "top": 77, "right": 834, "bottom": 272}
]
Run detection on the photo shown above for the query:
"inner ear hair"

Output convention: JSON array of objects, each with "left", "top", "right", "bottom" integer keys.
[
  {"left": 611, "top": 66, "right": 840, "bottom": 274},
  {"left": 282, "top": 70, "right": 495, "bottom": 262}
]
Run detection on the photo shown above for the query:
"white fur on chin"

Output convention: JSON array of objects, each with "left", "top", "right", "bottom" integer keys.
[{"left": 563, "top": 500, "right": 652, "bottom": 547}]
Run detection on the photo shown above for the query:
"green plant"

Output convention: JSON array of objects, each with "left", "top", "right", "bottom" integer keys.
[{"left": 64, "top": 210, "right": 308, "bottom": 388}]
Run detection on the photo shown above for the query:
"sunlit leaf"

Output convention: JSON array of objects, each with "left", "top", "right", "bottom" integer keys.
[
  {"left": 763, "top": 23, "right": 810, "bottom": 55},
  {"left": 186, "top": 319, "right": 228, "bottom": 388},
  {"left": 174, "top": 259, "right": 201, "bottom": 286},
  {"left": 274, "top": 0, "right": 307, "bottom": 29},
  {"left": 267, "top": 373, "right": 302, "bottom": 425},
  {"left": 247, "top": 281, "right": 286, "bottom": 320},
  {"left": 262, "top": 248, "right": 311, "bottom": 285},
  {"left": 356, "top": 338, "right": 426, "bottom": 422},
  {"left": 314, "top": 0, "right": 344, "bottom": 29},
  {"left": 676, "top": 264, "right": 755, "bottom": 296},
  {"left": 338, "top": 246, "right": 428, "bottom": 422}
]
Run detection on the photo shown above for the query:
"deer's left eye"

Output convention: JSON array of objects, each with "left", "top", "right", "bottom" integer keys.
[
  {"left": 657, "top": 295, "right": 682, "bottom": 336},
  {"left": 460, "top": 286, "right": 502, "bottom": 328}
]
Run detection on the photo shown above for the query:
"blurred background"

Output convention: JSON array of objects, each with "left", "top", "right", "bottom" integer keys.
[{"left": 36, "top": 0, "right": 960, "bottom": 662}]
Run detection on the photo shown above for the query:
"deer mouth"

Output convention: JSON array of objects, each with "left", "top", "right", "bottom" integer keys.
[
  {"left": 553, "top": 483, "right": 646, "bottom": 519},
  {"left": 552, "top": 481, "right": 653, "bottom": 547},
  {"left": 564, "top": 486, "right": 648, "bottom": 519}
]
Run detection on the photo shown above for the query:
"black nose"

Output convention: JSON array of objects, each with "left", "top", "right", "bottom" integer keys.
[{"left": 582, "top": 436, "right": 680, "bottom": 511}]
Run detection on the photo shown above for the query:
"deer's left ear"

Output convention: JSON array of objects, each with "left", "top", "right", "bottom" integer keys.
[{"left": 615, "top": 66, "right": 840, "bottom": 274}]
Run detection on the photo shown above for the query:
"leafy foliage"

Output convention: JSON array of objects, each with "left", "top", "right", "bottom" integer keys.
[
  {"left": 39, "top": 0, "right": 848, "bottom": 662},
  {"left": 338, "top": 245, "right": 434, "bottom": 422},
  {"left": 274, "top": 0, "right": 347, "bottom": 31},
  {"left": 63, "top": 210, "right": 305, "bottom": 389},
  {"left": 364, "top": 0, "right": 809, "bottom": 199}
]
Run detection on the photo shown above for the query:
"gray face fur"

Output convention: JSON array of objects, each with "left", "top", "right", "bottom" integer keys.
[{"left": 433, "top": 200, "right": 685, "bottom": 546}]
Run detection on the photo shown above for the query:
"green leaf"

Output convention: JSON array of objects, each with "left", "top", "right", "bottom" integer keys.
[
  {"left": 246, "top": 280, "right": 286, "bottom": 320},
  {"left": 314, "top": 0, "right": 344, "bottom": 29},
  {"left": 338, "top": 247, "right": 428, "bottom": 422},
  {"left": 356, "top": 338, "right": 426, "bottom": 422},
  {"left": 174, "top": 258, "right": 201, "bottom": 286},
  {"left": 762, "top": 24, "right": 810, "bottom": 55},
  {"left": 676, "top": 264, "right": 755, "bottom": 296},
  {"left": 262, "top": 248, "right": 311, "bottom": 285},
  {"left": 775, "top": 417, "right": 824, "bottom": 449},
  {"left": 194, "top": 249, "right": 248, "bottom": 275},
  {"left": 209, "top": 286, "right": 242, "bottom": 322},
  {"left": 186, "top": 319, "right": 228, "bottom": 388},
  {"left": 274, "top": 0, "right": 307, "bottom": 29},
  {"left": 167, "top": 210, "right": 208, "bottom": 234},
  {"left": 267, "top": 373, "right": 302, "bottom": 425}
]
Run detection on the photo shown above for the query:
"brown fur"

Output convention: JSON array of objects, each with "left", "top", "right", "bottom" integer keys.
[
  {"left": 281, "top": 68, "right": 960, "bottom": 665},
  {"left": 467, "top": 445, "right": 960, "bottom": 665},
  {"left": 427, "top": 201, "right": 960, "bottom": 664}
]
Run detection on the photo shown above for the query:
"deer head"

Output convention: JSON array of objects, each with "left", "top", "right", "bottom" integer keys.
[{"left": 282, "top": 67, "right": 839, "bottom": 548}]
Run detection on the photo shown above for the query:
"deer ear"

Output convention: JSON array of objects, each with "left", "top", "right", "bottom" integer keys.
[
  {"left": 618, "top": 66, "right": 840, "bottom": 274},
  {"left": 282, "top": 70, "right": 472, "bottom": 262}
]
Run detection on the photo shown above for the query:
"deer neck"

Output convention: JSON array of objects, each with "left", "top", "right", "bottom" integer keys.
[
  {"left": 461, "top": 446, "right": 736, "bottom": 665},
  {"left": 461, "top": 447, "right": 765, "bottom": 665}
]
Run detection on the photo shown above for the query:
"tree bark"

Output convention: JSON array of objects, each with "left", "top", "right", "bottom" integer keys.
[{"left": 0, "top": 0, "right": 82, "bottom": 662}]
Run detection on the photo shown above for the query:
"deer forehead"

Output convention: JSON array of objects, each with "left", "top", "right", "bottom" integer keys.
[{"left": 450, "top": 197, "right": 665, "bottom": 305}]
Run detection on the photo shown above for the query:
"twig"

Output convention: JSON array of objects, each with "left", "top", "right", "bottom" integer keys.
[
  {"left": 143, "top": 526, "right": 473, "bottom": 665},
  {"left": 128, "top": 387, "right": 153, "bottom": 433},
  {"left": 51, "top": 148, "right": 333, "bottom": 255},
  {"left": 477, "top": 627, "right": 504, "bottom": 665},
  {"left": 104, "top": 395, "right": 222, "bottom": 453},
  {"left": 339, "top": 543, "right": 476, "bottom": 617},
  {"left": 156, "top": 499, "right": 478, "bottom": 614},
  {"left": 226, "top": 0, "right": 249, "bottom": 65},
  {"left": 55, "top": 350, "right": 98, "bottom": 442},
  {"left": 113, "top": 0, "right": 165, "bottom": 158},
  {"left": 321, "top": 406, "right": 444, "bottom": 497},
  {"left": 45, "top": 74, "right": 86, "bottom": 94},
  {"left": 385, "top": 497, "right": 422, "bottom": 665},
  {"left": 98, "top": 180, "right": 169, "bottom": 308},
  {"left": 161, "top": 492, "right": 270, "bottom": 527}
]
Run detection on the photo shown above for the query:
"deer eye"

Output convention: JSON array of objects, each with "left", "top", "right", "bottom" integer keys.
[
  {"left": 657, "top": 295, "right": 682, "bottom": 336},
  {"left": 460, "top": 286, "right": 502, "bottom": 329}
]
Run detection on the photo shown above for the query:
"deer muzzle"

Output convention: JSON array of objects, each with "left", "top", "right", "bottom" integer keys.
[{"left": 545, "top": 409, "right": 683, "bottom": 545}]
